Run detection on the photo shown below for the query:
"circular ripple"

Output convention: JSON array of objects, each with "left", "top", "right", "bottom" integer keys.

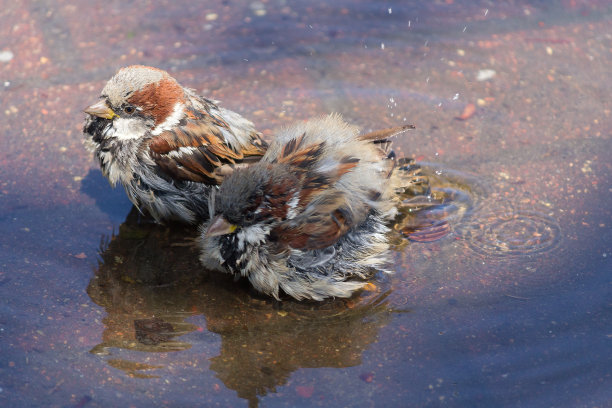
[
  {"left": 391, "top": 162, "right": 563, "bottom": 258},
  {"left": 458, "top": 209, "right": 561, "bottom": 257},
  {"left": 392, "top": 163, "right": 489, "bottom": 244}
]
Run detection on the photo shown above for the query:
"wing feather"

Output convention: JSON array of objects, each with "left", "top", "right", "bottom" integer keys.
[{"left": 148, "top": 117, "right": 267, "bottom": 184}]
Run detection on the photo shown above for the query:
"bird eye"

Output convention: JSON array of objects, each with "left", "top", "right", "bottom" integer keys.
[{"left": 123, "top": 106, "right": 135, "bottom": 114}]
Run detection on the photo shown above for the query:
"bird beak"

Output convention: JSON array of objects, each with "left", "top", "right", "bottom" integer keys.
[
  {"left": 84, "top": 100, "right": 117, "bottom": 119},
  {"left": 206, "top": 215, "right": 238, "bottom": 237}
]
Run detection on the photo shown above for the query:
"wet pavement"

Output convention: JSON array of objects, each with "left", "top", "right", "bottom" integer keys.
[{"left": 1, "top": 1, "right": 611, "bottom": 407}]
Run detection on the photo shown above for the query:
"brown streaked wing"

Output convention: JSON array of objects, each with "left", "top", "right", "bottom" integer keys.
[
  {"left": 274, "top": 191, "right": 362, "bottom": 250},
  {"left": 148, "top": 120, "right": 266, "bottom": 184}
]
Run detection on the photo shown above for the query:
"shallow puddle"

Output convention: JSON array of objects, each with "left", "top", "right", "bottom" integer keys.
[{"left": 1, "top": 1, "right": 610, "bottom": 407}]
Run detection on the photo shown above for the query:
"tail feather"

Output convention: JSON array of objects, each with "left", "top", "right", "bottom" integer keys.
[{"left": 358, "top": 124, "right": 415, "bottom": 143}]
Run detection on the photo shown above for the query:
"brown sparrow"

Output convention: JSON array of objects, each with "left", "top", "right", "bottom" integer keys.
[
  {"left": 199, "top": 114, "right": 413, "bottom": 301},
  {"left": 83, "top": 65, "right": 267, "bottom": 223}
]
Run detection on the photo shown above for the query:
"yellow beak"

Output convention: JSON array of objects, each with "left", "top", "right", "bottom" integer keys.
[
  {"left": 84, "top": 99, "right": 116, "bottom": 119},
  {"left": 206, "top": 215, "right": 238, "bottom": 237}
]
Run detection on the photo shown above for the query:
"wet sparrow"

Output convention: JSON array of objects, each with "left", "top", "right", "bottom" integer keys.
[
  {"left": 83, "top": 65, "right": 267, "bottom": 223},
  {"left": 199, "top": 114, "right": 413, "bottom": 301}
]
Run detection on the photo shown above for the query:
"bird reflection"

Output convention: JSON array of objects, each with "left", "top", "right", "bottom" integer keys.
[
  {"left": 86, "top": 162, "right": 462, "bottom": 405},
  {"left": 87, "top": 207, "right": 394, "bottom": 405}
]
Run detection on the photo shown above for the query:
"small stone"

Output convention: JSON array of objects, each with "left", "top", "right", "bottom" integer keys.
[
  {"left": 0, "top": 50, "right": 14, "bottom": 63},
  {"left": 40, "top": 56, "right": 49, "bottom": 64},
  {"left": 359, "top": 372, "right": 374, "bottom": 383},
  {"left": 205, "top": 13, "right": 218, "bottom": 21},
  {"left": 476, "top": 69, "right": 496, "bottom": 81},
  {"left": 457, "top": 49, "right": 465, "bottom": 56},
  {"left": 546, "top": 46, "right": 553, "bottom": 55},
  {"left": 250, "top": 1, "right": 266, "bottom": 16}
]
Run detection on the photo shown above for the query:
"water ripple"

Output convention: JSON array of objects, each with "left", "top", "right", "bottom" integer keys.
[
  {"left": 458, "top": 207, "right": 562, "bottom": 258},
  {"left": 392, "top": 162, "right": 562, "bottom": 258}
]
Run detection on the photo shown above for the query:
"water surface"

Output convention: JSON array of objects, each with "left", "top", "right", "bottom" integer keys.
[{"left": 0, "top": 1, "right": 610, "bottom": 407}]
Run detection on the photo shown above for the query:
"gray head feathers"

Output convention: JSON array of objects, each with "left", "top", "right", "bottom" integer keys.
[{"left": 101, "top": 65, "right": 170, "bottom": 107}]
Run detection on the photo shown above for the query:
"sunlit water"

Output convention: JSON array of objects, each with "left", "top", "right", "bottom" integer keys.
[{"left": 0, "top": 1, "right": 610, "bottom": 407}]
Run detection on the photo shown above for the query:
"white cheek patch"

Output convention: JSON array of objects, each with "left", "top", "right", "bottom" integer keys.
[
  {"left": 113, "top": 117, "right": 149, "bottom": 141},
  {"left": 237, "top": 224, "right": 271, "bottom": 246},
  {"left": 152, "top": 102, "right": 185, "bottom": 136}
]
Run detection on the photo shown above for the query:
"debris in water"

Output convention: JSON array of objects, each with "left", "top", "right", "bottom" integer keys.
[
  {"left": 296, "top": 386, "right": 314, "bottom": 398},
  {"left": 456, "top": 103, "right": 476, "bottom": 120}
]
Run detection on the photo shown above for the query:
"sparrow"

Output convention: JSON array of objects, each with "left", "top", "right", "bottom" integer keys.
[
  {"left": 199, "top": 114, "right": 414, "bottom": 301},
  {"left": 83, "top": 65, "right": 267, "bottom": 223}
]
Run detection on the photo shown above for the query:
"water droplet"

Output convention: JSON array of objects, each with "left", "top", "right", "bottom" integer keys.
[
  {"left": 388, "top": 8, "right": 392, "bottom": 14},
  {"left": 381, "top": 43, "right": 385, "bottom": 50},
  {"left": 453, "top": 93, "right": 459, "bottom": 100}
]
